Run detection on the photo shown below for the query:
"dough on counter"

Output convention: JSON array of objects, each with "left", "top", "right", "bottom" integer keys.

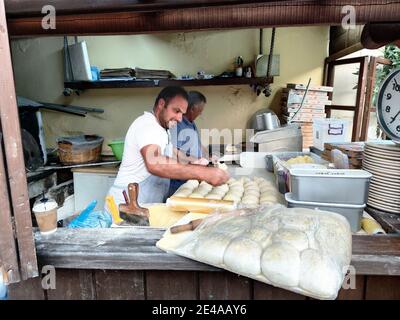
[
  {"left": 173, "top": 188, "right": 193, "bottom": 197},
  {"left": 186, "top": 180, "right": 199, "bottom": 188},
  {"left": 299, "top": 249, "right": 342, "bottom": 299},
  {"left": 272, "top": 228, "right": 309, "bottom": 252},
  {"left": 194, "top": 232, "right": 231, "bottom": 265},
  {"left": 244, "top": 189, "right": 260, "bottom": 197},
  {"left": 223, "top": 194, "right": 240, "bottom": 202},
  {"left": 205, "top": 193, "right": 223, "bottom": 200},
  {"left": 223, "top": 237, "right": 263, "bottom": 276},
  {"left": 227, "top": 178, "right": 237, "bottom": 185},
  {"left": 247, "top": 226, "right": 272, "bottom": 248},
  {"left": 261, "top": 243, "right": 300, "bottom": 287},
  {"left": 189, "top": 193, "right": 204, "bottom": 199},
  {"left": 241, "top": 195, "right": 259, "bottom": 204}
]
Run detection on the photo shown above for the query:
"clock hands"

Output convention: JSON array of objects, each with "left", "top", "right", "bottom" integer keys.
[{"left": 390, "top": 110, "right": 400, "bottom": 124}]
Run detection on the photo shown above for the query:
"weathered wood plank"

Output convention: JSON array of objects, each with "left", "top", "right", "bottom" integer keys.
[
  {"left": 365, "top": 276, "right": 400, "bottom": 300},
  {"left": 0, "top": 0, "right": 38, "bottom": 280},
  {"left": 253, "top": 281, "right": 306, "bottom": 300},
  {"left": 0, "top": 135, "right": 20, "bottom": 283},
  {"left": 33, "top": 229, "right": 400, "bottom": 275},
  {"left": 146, "top": 271, "right": 198, "bottom": 300},
  {"left": 8, "top": 276, "right": 45, "bottom": 300},
  {"left": 46, "top": 269, "right": 95, "bottom": 300},
  {"left": 352, "top": 235, "right": 400, "bottom": 255},
  {"left": 337, "top": 275, "right": 365, "bottom": 300},
  {"left": 95, "top": 270, "right": 145, "bottom": 300},
  {"left": 199, "top": 272, "right": 251, "bottom": 300},
  {"left": 350, "top": 254, "right": 400, "bottom": 276}
]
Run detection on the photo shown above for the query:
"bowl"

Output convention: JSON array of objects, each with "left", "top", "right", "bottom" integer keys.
[{"left": 108, "top": 140, "right": 124, "bottom": 161}]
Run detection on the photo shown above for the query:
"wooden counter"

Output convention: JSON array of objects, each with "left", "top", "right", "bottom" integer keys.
[{"left": 8, "top": 227, "right": 400, "bottom": 300}]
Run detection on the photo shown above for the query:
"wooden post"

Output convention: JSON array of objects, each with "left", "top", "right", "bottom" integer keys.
[
  {"left": 0, "top": 135, "right": 20, "bottom": 283},
  {"left": 0, "top": 0, "right": 38, "bottom": 280}
]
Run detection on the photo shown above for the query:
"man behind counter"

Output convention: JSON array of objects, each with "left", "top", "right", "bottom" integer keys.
[
  {"left": 168, "top": 91, "right": 210, "bottom": 196},
  {"left": 106, "top": 86, "right": 229, "bottom": 207}
]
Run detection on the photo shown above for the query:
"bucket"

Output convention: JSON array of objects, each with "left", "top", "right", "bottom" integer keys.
[{"left": 108, "top": 140, "right": 124, "bottom": 160}]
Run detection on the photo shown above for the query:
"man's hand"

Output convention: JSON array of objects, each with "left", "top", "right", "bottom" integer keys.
[
  {"left": 191, "top": 157, "right": 209, "bottom": 166},
  {"left": 205, "top": 167, "right": 230, "bottom": 186}
]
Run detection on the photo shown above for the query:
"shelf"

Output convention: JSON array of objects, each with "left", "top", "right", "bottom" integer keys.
[{"left": 64, "top": 77, "right": 273, "bottom": 90}]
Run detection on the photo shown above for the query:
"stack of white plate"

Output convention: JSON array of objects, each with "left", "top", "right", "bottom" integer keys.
[{"left": 362, "top": 141, "right": 400, "bottom": 214}]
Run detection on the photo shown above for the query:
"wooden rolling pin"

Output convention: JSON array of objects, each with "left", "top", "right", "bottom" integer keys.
[
  {"left": 170, "top": 219, "right": 204, "bottom": 234},
  {"left": 166, "top": 196, "right": 235, "bottom": 213}
]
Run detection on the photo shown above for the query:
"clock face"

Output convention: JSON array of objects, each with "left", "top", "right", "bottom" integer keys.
[{"left": 377, "top": 69, "right": 400, "bottom": 143}]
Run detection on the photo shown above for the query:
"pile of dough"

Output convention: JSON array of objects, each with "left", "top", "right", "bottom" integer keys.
[
  {"left": 172, "top": 176, "right": 283, "bottom": 207},
  {"left": 157, "top": 204, "right": 352, "bottom": 300}
]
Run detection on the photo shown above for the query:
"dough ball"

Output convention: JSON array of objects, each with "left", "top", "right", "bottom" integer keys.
[
  {"left": 260, "top": 186, "right": 279, "bottom": 193},
  {"left": 281, "top": 213, "right": 317, "bottom": 232},
  {"left": 260, "top": 194, "right": 278, "bottom": 203},
  {"left": 272, "top": 228, "right": 309, "bottom": 252},
  {"left": 259, "top": 180, "right": 276, "bottom": 189},
  {"left": 186, "top": 180, "right": 199, "bottom": 188},
  {"left": 174, "top": 188, "right": 192, "bottom": 197},
  {"left": 315, "top": 220, "right": 352, "bottom": 268},
  {"left": 227, "top": 178, "right": 237, "bottom": 185},
  {"left": 223, "top": 194, "right": 240, "bottom": 202},
  {"left": 261, "top": 243, "right": 300, "bottom": 287},
  {"left": 241, "top": 195, "right": 259, "bottom": 203},
  {"left": 247, "top": 226, "right": 272, "bottom": 248},
  {"left": 223, "top": 237, "right": 263, "bottom": 275},
  {"left": 299, "top": 249, "right": 342, "bottom": 299},
  {"left": 189, "top": 193, "right": 204, "bottom": 199},
  {"left": 244, "top": 189, "right": 260, "bottom": 197},
  {"left": 194, "top": 232, "right": 231, "bottom": 265},
  {"left": 211, "top": 215, "right": 251, "bottom": 236},
  {"left": 205, "top": 193, "right": 223, "bottom": 200}
]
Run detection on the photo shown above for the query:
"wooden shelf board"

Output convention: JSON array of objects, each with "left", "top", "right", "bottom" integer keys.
[{"left": 64, "top": 77, "right": 273, "bottom": 90}]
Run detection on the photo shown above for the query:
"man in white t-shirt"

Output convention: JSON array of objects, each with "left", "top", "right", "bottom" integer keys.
[{"left": 107, "top": 86, "right": 229, "bottom": 206}]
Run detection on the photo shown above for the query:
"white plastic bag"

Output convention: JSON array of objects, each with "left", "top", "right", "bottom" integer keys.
[{"left": 157, "top": 204, "right": 352, "bottom": 300}]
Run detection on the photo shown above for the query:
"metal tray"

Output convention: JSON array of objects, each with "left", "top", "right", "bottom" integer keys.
[
  {"left": 265, "top": 152, "right": 330, "bottom": 194},
  {"left": 289, "top": 169, "right": 372, "bottom": 205},
  {"left": 285, "top": 192, "right": 364, "bottom": 232}
]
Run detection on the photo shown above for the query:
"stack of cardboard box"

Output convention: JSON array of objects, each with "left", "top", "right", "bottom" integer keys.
[{"left": 281, "top": 83, "right": 333, "bottom": 149}]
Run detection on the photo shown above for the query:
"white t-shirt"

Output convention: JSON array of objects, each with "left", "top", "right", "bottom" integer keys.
[{"left": 113, "top": 111, "right": 170, "bottom": 187}]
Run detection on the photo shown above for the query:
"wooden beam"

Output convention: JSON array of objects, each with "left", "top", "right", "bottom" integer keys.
[
  {"left": 5, "top": 0, "right": 284, "bottom": 17},
  {"left": 0, "top": 0, "right": 38, "bottom": 280},
  {"left": 361, "top": 22, "right": 400, "bottom": 49},
  {"left": 6, "top": 1, "right": 400, "bottom": 37},
  {"left": 34, "top": 228, "right": 400, "bottom": 276},
  {"left": 352, "top": 56, "right": 369, "bottom": 141},
  {"left": 0, "top": 136, "right": 20, "bottom": 283}
]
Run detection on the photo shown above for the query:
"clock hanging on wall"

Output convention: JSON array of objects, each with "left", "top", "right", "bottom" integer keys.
[{"left": 377, "top": 68, "right": 400, "bottom": 144}]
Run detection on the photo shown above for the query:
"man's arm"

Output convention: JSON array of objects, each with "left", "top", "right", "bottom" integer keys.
[{"left": 141, "top": 144, "right": 229, "bottom": 186}]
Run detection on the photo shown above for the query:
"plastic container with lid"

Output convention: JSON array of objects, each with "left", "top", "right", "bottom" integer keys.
[{"left": 289, "top": 168, "right": 372, "bottom": 205}]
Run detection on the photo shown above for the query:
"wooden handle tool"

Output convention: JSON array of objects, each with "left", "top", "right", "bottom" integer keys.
[
  {"left": 118, "top": 183, "right": 150, "bottom": 226},
  {"left": 170, "top": 218, "right": 204, "bottom": 234}
]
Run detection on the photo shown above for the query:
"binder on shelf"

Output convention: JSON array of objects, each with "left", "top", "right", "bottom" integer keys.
[{"left": 67, "top": 41, "right": 92, "bottom": 81}]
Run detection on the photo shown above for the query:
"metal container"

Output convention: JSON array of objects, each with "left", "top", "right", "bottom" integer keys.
[
  {"left": 285, "top": 192, "right": 364, "bottom": 232},
  {"left": 265, "top": 152, "right": 330, "bottom": 194},
  {"left": 263, "top": 111, "right": 280, "bottom": 130},
  {"left": 289, "top": 169, "right": 372, "bottom": 205}
]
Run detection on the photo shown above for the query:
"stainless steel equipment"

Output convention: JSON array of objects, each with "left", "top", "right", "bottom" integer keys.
[
  {"left": 252, "top": 109, "right": 280, "bottom": 131},
  {"left": 250, "top": 123, "right": 303, "bottom": 152},
  {"left": 285, "top": 192, "right": 364, "bottom": 232},
  {"left": 289, "top": 168, "right": 372, "bottom": 205}
]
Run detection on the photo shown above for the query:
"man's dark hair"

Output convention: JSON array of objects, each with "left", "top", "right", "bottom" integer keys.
[
  {"left": 154, "top": 86, "right": 189, "bottom": 110},
  {"left": 188, "top": 91, "right": 207, "bottom": 110}
]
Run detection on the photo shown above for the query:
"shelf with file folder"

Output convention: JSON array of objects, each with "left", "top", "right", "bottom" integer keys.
[{"left": 64, "top": 76, "right": 273, "bottom": 90}]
